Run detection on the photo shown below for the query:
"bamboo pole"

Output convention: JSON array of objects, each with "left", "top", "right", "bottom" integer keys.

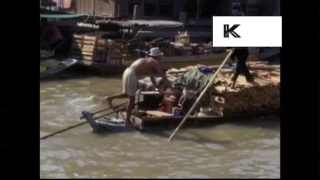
[{"left": 168, "top": 48, "right": 234, "bottom": 141}]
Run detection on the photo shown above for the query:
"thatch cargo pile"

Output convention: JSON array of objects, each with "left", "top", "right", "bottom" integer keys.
[{"left": 166, "top": 62, "right": 280, "bottom": 116}]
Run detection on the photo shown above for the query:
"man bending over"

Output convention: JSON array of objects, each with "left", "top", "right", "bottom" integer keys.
[{"left": 105, "top": 48, "right": 172, "bottom": 128}]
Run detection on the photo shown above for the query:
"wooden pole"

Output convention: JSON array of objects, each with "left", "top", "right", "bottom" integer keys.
[
  {"left": 40, "top": 105, "right": 128, "bottom": 140},
  {"left": 133, "top": 5, "right": 141, "bottom": 20},
  {"left": 168, "top": 48, "right": 234, "bottom": 141},
  {"left": 141, "top": 0, "right": 145, "bottom": 17},
  {"left": 93, "top": 0, "right": 96, "bottom": 20},
  {"left": 196, "top": 0, "right": 200, "bottom": 27},
  {"left": 79, "top": 102, "right": 128, "bottom": 119},
  {"left": 117, "top": 4, "right": 120, "bottom": 18}
]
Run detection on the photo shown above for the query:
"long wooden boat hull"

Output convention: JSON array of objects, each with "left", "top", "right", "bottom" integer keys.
[
  {"left": 81, "top": 110, "right": 279, "bottom": 134},
  {"left": 72, "top": 60, "right": 126, "bottom": 75},
  {"left": 71, "top": 51, "right": 259, "bottom": 75},
  {"left": 40, "top": 58, "right": 78, "bottom": 79},
  {"left": 124, "top": 52, "right": 259, "bottom": 70},
  {"left": 82, "top": 111, "right": 137, "bottom": 133}
]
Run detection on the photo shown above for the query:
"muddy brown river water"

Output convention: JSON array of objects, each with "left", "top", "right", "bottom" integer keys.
[{"left": 40, "top": 76, "right": 280, "bottom": 178}]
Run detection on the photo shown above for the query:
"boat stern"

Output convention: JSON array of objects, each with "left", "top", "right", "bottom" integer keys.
[{"left": 81, "top": 110, "right": 100, "bottom": 132}]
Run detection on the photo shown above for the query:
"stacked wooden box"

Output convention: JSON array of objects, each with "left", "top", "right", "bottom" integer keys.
[
  {"left": 71, "top": 34, "right": 107, "bottom": 62},
  {"left": 95, "top": 38, "right": 108, "bottom": 63},
  {"left": 71, "top": 34, "right": 96, "bottom": 61},
  {"left": 107, "top": 40, "right": 127, "bottom": 65}
]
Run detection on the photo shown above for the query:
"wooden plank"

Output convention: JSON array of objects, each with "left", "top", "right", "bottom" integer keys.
[
  {"left": 83, "top": 40, "right": 96, "bottom": 45},
  {"left": 71, "top": 54, "right": 93, "bottom": 61},
  {"left": 146, "top": 110, "right": 173, "bottom": 117},
  {"left": 71, "top": 55, "right": 94, "bottom": 61},
  {"left": 72, "top": 51, "right": 94, "bottom": 56},
  {"left": 73, "top": 34, "right": 83, "bottom": 39},
  {"left": 82, "top": 44, "right": 95, "bottom": 48},
  {"left": 82, "top": 46, "right": 95, "bottom": 52},
  {"left": 84, "top": 35, "right": 97, "bottom": 41},
  {"left": 83, "top": 56, "right": 93, "bottom": 60}
]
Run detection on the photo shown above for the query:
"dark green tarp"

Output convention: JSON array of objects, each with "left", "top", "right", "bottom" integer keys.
[{"left": 174, "top": 68, "right": 215, "bottom": 91}]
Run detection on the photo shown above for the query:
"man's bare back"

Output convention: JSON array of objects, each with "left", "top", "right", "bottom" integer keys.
[
  {"left": 129, "top": 57, "right": 160, "bottom": 76},
  {"left": 104, "top": 48, "right": 171, "bottom": 128}
]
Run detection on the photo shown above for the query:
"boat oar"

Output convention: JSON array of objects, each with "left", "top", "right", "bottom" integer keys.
[
  {"left": 79, "top": 102, "right": 128, "bottom": 120},
  {"left": 168, "top": 48, "right": 235, "bottom": 141},
  {"left": 40, "top": 121, "right": 88, "bottom": 140},
  {"left": 40, "top": 104, "right": 128, "bottom": 140}
]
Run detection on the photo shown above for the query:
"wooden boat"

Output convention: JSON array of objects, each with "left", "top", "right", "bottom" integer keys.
[
  {"left": 81, "top": 88, "right": 279, "bottom": 133},
  {"left": 82, "top": 110, "right": 139, "bottom": 133},
  {"left": 40, "top": 58, "right": 78, "bottom": 79},
  {"left": 81, "top": 62, "right": 280, "bottom": 133},
  {"left": 81, "top": 108, "right": 279, "bottom": 133}
]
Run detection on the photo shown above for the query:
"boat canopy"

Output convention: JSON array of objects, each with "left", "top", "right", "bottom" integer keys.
[
  {"left": 40, "top": 14, "right": 89, "bottom": 19},
  {"left": 95, "top": 20, "right": 184, "bottom": 28}
]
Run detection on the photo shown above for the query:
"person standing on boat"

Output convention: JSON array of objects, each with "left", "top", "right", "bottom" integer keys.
[
  {"left": 226, "top": 47, "right": 254, "bottom": 88},
  {"left": 41, "top": 18, "right": 64, "bottom": 54},
  {"left": 227, "top": 10, "right": 254, "bottom": 88},
  {"left": 105, "top": 48, "right": 172, "bottom": 128}
]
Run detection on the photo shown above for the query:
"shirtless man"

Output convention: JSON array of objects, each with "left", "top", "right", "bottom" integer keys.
[{"left": 105, "top": 47, "right": 172, "bottom": 127}]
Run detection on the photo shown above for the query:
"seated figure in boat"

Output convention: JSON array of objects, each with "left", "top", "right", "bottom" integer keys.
[
  {"left": 105, "top": 48, "right": 172, "bottom": 128},
  {"left": 40, "top": 18, "right": 64, "bottom": 55}
]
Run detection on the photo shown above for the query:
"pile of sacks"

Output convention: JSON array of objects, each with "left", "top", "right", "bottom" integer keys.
[{"left": 221, "top": 83, "right": 280, "bottom": 115}]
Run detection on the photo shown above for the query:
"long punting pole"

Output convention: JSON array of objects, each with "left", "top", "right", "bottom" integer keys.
[{"left": 168, "top": 48, "right": 234, "bottom": 141}]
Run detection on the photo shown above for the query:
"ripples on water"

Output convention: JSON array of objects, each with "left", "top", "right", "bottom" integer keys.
[{"left": 40, "top": 77, "right": 280, "bottom": 178}]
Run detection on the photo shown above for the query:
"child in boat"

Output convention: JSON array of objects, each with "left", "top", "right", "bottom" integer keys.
[{"left": 105, "top": 48, "right": 172, "bottom": 128}]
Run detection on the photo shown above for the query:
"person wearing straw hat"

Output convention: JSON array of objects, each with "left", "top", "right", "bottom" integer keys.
[{"left": 105, "top": 47, "right": 172, "bottom": 128}]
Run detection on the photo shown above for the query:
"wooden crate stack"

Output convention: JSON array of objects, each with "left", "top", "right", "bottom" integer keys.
[
  {"left": 71, "top": 34, "right": 107, "bottom": 62},
  {"left": 95, "top": 38, "right": 108, "bottom": 63},
  {"left": 106, "top": 40, "right": 127, "bottom": 65},
  {"left": 71, "top": 34, "right": 96, "bottom": 61}
]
